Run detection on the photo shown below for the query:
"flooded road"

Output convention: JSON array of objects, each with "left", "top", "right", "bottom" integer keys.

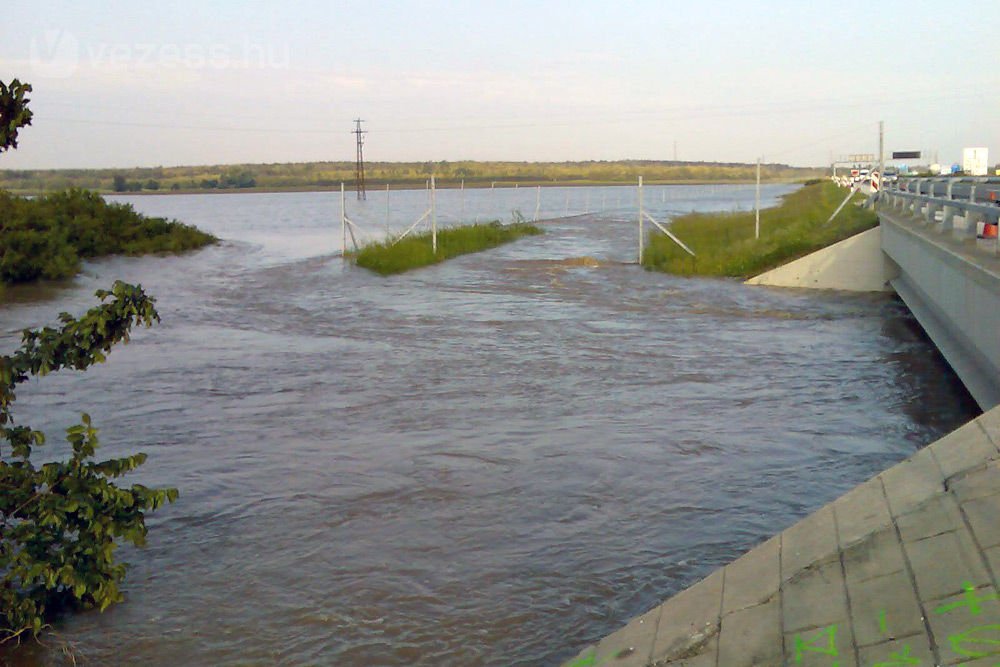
[{"left": 0, "top": 185, "right": 977, "bottom": 665}]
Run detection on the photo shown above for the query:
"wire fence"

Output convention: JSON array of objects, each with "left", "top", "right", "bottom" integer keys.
[{"left": 337, "top": 179, "right": 768, "bottom": 254}]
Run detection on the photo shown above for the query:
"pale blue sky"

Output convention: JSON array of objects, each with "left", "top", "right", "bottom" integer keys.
[{"left": 2, "top": 1, "right": 998, "bottom": 169}]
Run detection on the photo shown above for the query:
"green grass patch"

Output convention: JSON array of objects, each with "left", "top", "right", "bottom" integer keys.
[
  {"left": 352, "top": 221, "right": 543, "bottom": 275},
  {"left": 642, "top": 181, "right": 877, "bottom": 278},
  {"left": 0, "top": 188, "right": 217, "bottom": 285}
]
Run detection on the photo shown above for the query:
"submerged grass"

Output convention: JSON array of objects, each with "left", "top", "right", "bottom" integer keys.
[
  {"left": 352, "top": 221, "right": 543, "bottom": 275},
  {"left": 642, "top": 181, "right": 878, "bottom": 278}
]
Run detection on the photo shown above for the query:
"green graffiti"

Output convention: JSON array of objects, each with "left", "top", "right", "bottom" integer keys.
[
  {"left": 794, "top": 624, "right": 838, "bottom": 663},
  {"left": 935, "top": 582, "right": 1000, "bottom": 617},
  {"left": 878, "top": 609, "right": 888, "bottom": 635},
  {"left": 871, "top": 644, "right": 921, "bottom": 666},
  {"left": 566, "top": 648, "right": 605, "bottom": 667},
  {"left": 947, "top": 624, "right": 1000, "bottom": 659}
]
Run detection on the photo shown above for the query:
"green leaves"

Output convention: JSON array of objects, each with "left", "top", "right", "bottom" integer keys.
[
  {"left": 0, "top": 283, "right": 178, "bottom": 643},
  {"left": 0, "top": 79, "right": 33, "bottom": 153}
]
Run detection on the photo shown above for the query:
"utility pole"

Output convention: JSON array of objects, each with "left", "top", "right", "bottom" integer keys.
[
  {"left": 673, "top": 140, "right": 678, "bottom": 162},
  {"left": 353, "top": 118, "right": 367, "bottom": 200},
  {"left": 878, "top": 120, "right": 885, "bottom": 185}
]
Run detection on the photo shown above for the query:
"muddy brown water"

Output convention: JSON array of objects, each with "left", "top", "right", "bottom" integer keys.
[{"left": 0, "top": 186, "right": 977, "bottom": 665}]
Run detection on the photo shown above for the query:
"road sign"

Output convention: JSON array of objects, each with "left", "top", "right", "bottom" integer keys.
[{"left": 892, "top": 151, "right": 921, "bottom": 160}]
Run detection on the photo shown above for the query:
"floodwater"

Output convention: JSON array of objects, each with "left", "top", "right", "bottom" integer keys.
[{"left": 0, "top": 184, "right": 978, "bottom": 666}]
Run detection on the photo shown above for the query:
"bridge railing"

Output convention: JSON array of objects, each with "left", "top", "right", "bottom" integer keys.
[
  {"left": 879, "top": 190, "right": 1000, "bottom": 256},
  {"left": 891, "top": 176, "right": 1000, "bottom": 205}
]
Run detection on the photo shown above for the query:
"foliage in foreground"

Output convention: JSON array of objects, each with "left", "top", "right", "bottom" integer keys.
[
  {"left": 642, "top": 181, "right": 878, "bottom": 278},
  {"left": 0, "top": 188, "right": 217, "bottom": 285},
  {"left": 352, "top": 221, "right": 544, "bottom": 275},
  {"left": 0, "top": 79, "right": 33, "bottom": 154},
  {"left": 0, "top": 282, "right": 177, "bottom": 643}
]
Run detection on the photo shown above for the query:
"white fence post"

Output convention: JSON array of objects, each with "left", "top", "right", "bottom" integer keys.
[
  {"left": 431, "top": 174, "right": 437, "bottom": 254},
  {"left": 755, "top": 157, "right": 761, "bottom": 240},
  {"left": 638, "top": 176, "right": 644, "bottom": 264}
]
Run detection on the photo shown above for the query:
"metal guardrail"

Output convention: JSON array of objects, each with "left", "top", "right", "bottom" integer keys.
[
  {"left": 893, "top": 176, "right": 1000, "bottom": 205},
  {"left": 879, "top": 190, "right": 1000, "bottom": 256}
]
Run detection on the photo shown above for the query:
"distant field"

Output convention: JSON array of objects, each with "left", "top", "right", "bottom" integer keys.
[
  {"left": 0, "top": 160, "right": 826, "bottom": 195},
  {"left": 642, "top": 181, "right": 878, "bottom": 278}
]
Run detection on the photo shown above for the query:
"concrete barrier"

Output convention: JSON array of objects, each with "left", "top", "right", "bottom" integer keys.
[
  {"left": 744, "top": 227, "right": 897, "bottom": 292},
  {"left": 880, "top": 208, "right": 1000, "bottom": 410}
]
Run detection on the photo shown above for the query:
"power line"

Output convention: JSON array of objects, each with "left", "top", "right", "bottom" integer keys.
[
  {"left": 32, "top": 86, "right": 998, "bottom": 137},
  {"left": 32, "top": 116, "right": 335, "bottom": 134},
  {"left": 35, "top": 82, "right": 997, "bottom": 129}
]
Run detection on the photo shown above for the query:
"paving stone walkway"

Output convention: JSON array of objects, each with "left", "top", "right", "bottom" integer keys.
[{"left": 563, "top": 405, "right": 1000, "bottom": 667}]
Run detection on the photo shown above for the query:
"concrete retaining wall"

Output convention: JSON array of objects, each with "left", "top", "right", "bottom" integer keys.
[
  {"left": 745, "top": 227, "right": 897, "bottom": 291},
  {"left": 880, "top": 211, "right": 1000, "bottom": 410}
]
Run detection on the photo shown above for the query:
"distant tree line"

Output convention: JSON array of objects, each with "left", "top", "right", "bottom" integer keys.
[
  {"left": 1, "top": 160, "right": 825, "bottom": 195},
  {"left": 112, "top": 170, "right": 256, "bottom": 192}
]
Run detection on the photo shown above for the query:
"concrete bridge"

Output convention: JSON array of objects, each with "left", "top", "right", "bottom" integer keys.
[
  {"left": 878, "top": 186, "right": 1000, "bottom": 410},
  {"left": 747, "top": 181, "right": 1000, "bottom": 411},
  {"left": 562, "top": 182, "right": 1000, "bottom": 667}
]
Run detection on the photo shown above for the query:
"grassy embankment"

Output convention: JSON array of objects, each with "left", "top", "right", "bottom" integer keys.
[
  {"left": 0, "top": 188, "right": 217, "bottom": 285},
  {"left": 352, "top": 221, "right": 543, "bottom": 275},
  {"left": 642, "top": 181, "right": 877, "bottom": 278}
]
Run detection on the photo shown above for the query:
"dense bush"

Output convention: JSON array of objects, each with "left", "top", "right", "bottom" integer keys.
[
  {"left": 0, "top": 189, "right": 216, "bottom": 284},
  {"left": 0, "top": 282, "right": 177, "bottom": 642}
]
